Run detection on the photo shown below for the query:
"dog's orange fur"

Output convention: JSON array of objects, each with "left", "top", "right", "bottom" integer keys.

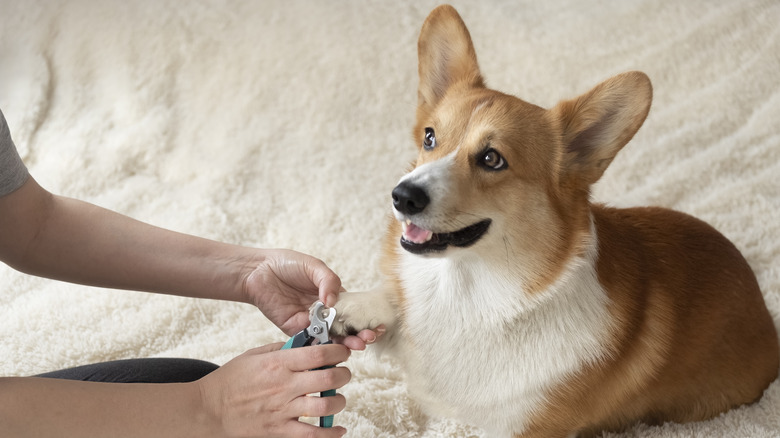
[
  {"left": 338, "top": 5, "right": 779, "bottom": 436},
  {"left": 518, "top": 205, "right": 779, "bottom": 436}
]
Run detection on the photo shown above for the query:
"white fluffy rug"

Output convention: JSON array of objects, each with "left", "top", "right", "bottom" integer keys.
[{"left": 2, "top": 1, "right": 779, "bottom": 436}]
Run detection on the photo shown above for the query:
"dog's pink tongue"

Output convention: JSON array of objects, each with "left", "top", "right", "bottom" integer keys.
[{"left": 404, "top": 222, "right": 433, "bottom": 244}]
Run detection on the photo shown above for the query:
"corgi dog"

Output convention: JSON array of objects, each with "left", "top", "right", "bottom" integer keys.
[{"left": 332, "top": 5, "right": 779, "bottom": 437}]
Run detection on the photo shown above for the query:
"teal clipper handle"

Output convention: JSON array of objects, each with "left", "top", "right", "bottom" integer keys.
[
  {"left": 281, "top": 301, "right": 338, "bottom": 428},
  {"left": 282, "top": 337, "right": 336, "bottom": 428}
]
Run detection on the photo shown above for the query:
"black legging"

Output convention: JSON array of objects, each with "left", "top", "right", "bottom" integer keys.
[{"left": 34, "top": 358, "right": 219, "bottom": 383}]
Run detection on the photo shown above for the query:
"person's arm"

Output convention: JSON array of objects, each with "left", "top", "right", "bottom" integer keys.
[
  {"left": 0, "top": 343, "right": 352, "bottom": 438},
  {"left": 0, "top": 176, "right": 378, "bottom": 343},
  {"left": 0, "top": 176, "right": 272, "bottom": 305}
]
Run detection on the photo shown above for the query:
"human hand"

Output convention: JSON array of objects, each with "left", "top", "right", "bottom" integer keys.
[
  {"left": 196, "top": 343, "right": 351, "bottom": 438},
  {"left": 243, "top": 249, "right": 382, "bottom": 350}
]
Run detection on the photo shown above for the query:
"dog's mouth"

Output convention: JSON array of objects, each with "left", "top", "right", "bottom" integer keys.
[{"left": 400, "top": 219, "right": 492, "bottom": 254}]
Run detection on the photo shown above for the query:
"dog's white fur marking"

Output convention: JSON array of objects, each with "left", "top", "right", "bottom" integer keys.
[
  {"left": 394, "top": 151, "right": 459, "bottom": 230},
  {"left": 390, "top": 224, "right": 612, "bottom": 436},
  {"left": 467, "top": 99, "right": 492, "bottom": 134},
  {"left": 334, "top": 220, "right": 613, "bottom": 437},
  {"left": 397, "top": 151, "right": 456, "bottom": 188}
]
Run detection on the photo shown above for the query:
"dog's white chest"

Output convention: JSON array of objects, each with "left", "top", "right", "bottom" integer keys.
[{"left": 394, "top": 245, "right": 612, "bottom": 436}]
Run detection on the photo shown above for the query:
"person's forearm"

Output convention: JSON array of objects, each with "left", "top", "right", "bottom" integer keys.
[
  {"left": 1, "top": 178, "right": 259, "bottom": 303},
  {"left": 32, "top": 196, "right": 255, "bottom": 301},
  {"left": 0, "top": 377, "right": 215, "bottom": 438}
]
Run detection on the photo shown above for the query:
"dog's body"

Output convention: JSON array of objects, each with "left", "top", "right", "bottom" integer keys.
[{"left": 333, "top": 5, "right": 779, "bottom": 437}]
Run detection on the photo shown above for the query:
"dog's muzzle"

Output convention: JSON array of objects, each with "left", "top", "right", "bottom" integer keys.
[{"left": 391, "top": 180, "right": 491, "bottom": 255}]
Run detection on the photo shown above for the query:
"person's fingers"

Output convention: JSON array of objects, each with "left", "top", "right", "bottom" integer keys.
[
  {"left": 334, "top": 325, "right": 386, "bottom": 350},
  {"left": 303, "top": 256, "right": 342, "bottom": 307},
  {"left": 292, "top": 392, "right": 347, "bottom": 419},
  {"left": 285, "top": 421, "right": 347, "bottom": 438},
  {"left": 338, "top": 335, "right": 367, "bottom": 351},
  {"left": 284, "top": 344, "right": 351, "bottom": 372},
  {"left": 289, "top": 365, "right": 351, "bottom": 396},
  {"left": 358, "top": 327, "right": 383, "bottom": 344},
  {"left": 323, "top": 285, "right": 347, "bottom": 309},
  {"left": 279, "top": 311, "right": 311, "bottom": 337}
]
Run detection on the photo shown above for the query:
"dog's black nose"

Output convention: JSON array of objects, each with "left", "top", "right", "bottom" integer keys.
[{"left": 392, "top": 181, "right": 430, "bottom": 215}]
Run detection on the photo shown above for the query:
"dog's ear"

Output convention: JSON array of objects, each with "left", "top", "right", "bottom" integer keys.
[
  {"left": 417, "top": 5, "right": 484, "bottom": 111},
  {"left": 550, "top": 71, "right": 652, "bottom": 185}
]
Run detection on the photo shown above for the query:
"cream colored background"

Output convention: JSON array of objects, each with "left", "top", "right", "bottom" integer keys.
[{"left": 1, "top": 1, "right": 779, "bottom": 436}]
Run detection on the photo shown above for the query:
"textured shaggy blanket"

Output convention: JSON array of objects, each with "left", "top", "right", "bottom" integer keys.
[{"left": 1, "top": 1, "right": 779, "bottom": 436}]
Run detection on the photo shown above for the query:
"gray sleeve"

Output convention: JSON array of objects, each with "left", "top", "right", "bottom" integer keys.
[{"left": 0, "top": 109, "right": 30, "bottom": 197}]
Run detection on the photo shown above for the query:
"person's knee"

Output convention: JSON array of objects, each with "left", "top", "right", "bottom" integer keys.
[{"left": 35, "top": 358, "right": 219, "bottom": 383}]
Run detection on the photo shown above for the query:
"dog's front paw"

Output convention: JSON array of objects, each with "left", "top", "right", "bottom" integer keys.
[{"left": 330, "top": 291, "right": 394, "bottom": 337}]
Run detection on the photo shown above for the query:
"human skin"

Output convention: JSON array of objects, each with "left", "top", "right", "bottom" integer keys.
[{"left": 0, "top": 176, "right": 379, "bottom": 437}]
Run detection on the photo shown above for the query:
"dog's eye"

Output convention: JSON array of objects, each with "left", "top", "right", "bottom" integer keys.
[
  {"left": 423, "top": 127, "right": 436, "bottom": 150},
  {"left": 480, "top": 149, "right": 507, "bottom": 170}
]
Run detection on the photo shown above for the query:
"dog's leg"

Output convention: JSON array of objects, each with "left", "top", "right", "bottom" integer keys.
[{"left": 331, "top": 286, "right": 396, "bottom": 337}]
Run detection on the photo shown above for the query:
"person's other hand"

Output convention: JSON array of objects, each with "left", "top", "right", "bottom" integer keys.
[{"left": 196, "top": 343, "right": 351, "bottom": 438}]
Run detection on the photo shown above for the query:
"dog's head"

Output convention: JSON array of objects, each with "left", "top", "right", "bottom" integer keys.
[{"left": 392, "top": 5, "right": 651, "bottom": 280}]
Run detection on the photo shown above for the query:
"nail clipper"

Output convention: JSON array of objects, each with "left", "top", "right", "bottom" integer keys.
[{"left": 281, "top": 301, "right": 337, "bottom": 428}]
